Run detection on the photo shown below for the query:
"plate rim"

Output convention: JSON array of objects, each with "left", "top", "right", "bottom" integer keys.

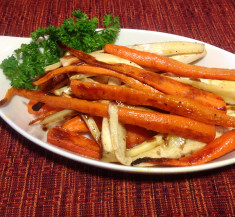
[{"left": 0, "top": 29, "right": 235, "bottom": 174}]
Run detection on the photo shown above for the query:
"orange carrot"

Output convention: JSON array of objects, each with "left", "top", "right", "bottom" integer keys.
[
  {"left": 103, "top": 63, "right": 226, "bottom": 111},
  {"left": 126, "top": 124, "right": 156, "bottom": 149},
  {"left": 47, "top": 126, "right": 101, "bottom": 160},
  {"left": 28, "top": 100, "right": 60, "bottom": 115},
  {"left": 58, "top": 43, "right": 226, "bottom": 111},
  {"left": 33, "top": 65, "right": 158, "bottom": 94},
  {"left": 131, "top": 129, "right": 235, "bottom": 166},
  {"left": 62, "top": 115, "right": 102, "bottom": 132},
  {"left": 0, "top": 88, "right": 216, "bottom": 143},
  {"left": 70, "top": 80, "right": 235, "bottom": 128},
  {"left": 62, "top": 115, "right": 89, "bottom": 132},
  {"left": 118, "top": 107, "right": 216, "bottom": 143},
  {"left": 104, "top": 44, "right": 235, "bottom": 81},
  {"left": 39, "top": 73, "right": 69, "bottom": 92}
]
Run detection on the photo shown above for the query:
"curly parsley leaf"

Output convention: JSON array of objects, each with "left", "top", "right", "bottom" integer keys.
[{"left": 0, "top": 10, "right": 120, "bottom": 89}]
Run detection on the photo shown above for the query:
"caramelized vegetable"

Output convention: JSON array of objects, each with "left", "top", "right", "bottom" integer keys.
[
  {"left": 70, "top": 80, "right": 235, "bottom": 128},
  {"left": 131, "top": 129, "right": 235, "bottom": 166},
  {"left": 47, "top": 126, "right": 101, "bottom": 160},
  {"left": 58, "top": 43, "right": 226, "bottom": 111},
  {"left": 0, "top": 88, "right": 216, "bottom": 142},
  {"left": 104, "top": 44, "right": 235, "bottom": 81}
]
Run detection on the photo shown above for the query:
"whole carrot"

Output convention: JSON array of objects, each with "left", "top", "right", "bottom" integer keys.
[
  {"left": 58, "top": 43, "right": 226, "bottom": 111},
  {"left": 70, "top": 80, "right": 235, "bottom": 128},
  {"left": 104, "top": 44, "right": 235, "bottom": 81},
  {"left": 47, "top": 126, "right": 101, "bottom": 160},
  {"left": 0, "top": 88, "right": 216, "bottom": 143},
  {"left": 33, "top": 65, "right": 157, "bottom": 94},
  {"left": 131, "top": 129, "right": 235, "bottom": 166}
]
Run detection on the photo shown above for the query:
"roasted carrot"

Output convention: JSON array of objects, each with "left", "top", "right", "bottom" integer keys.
[
  {"left": 47, "top": 126, "right": 101, "bottom": 160},
  {"left": 62, "top": 115, "right": 102, "bottom": 133},
  {"left": 62, "top": 115, "right": 89, "bottom": 132},
  {"left": 33, "top": 65, "right": 158, "bottom": 94},
  {"left": 118, "top": 107, "right": 216, "bottom": 143},
  {"left": 70, "top": 80, "right": 235, "bottom": 128},
  {"left": 39, "top": 73, "right": 69, "bottom": 92},
  {"left": 126, "top": 124, "right": 156, "bottom": 149},
  {"left": 58, "top": 43, "right": 226, "bottom": 111},
  {"left": 102, "top": 63, "right": 226, "bottom": 111},
  {"left": 104, "top": 44, "right": 235, "bottom": 81},
  {"left": 131, "top": 129, "right": 235, "bottom": 166},
  {"left": 28, "top": 100, "right": 60, "bottom": 115},
  {"left": 0, "top": 88, "right": 216, "bottom": 143}
]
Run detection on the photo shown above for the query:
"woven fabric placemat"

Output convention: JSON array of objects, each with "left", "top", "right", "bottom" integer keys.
[{"left": 0, "top": 0, "right": 234, "bottom": 216}]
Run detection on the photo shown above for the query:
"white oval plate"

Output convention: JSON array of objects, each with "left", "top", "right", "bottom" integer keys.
[{"left": 0, "top": 29, "right": 235, "bottom": 174}]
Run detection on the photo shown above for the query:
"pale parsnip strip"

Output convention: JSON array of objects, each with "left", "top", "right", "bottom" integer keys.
[
  {"left": 101, "top": 117, "right": 113, "bottom": 152},
  {"left": 170, "top": 49, "right": 207, "bottom": 64},
  {"left": 201, "top": 79, "right": 235, "bottom": 88},
  {"left": 109, "top": 103, "right": 131, "bottom": 165},
  {"left": 101, "top": 78, "right": 122, "bottom": 153},
  {"left": 44, "top": 62, "right": 62, "bottom": 72},
  {"left": 101, "top": 152, "right": 118, "bottom": 163},
  {"left": 82, "top": 114, "right": 101, "bottom": 145},
  {"left": 127, "top": 41, "right": 205, "bottom": 56},
  {"left": 60, "top": 55, "right": 82, "bottom": 66},
  {"left": 70, "top": 74, "right": 110, "bottom": 84},
  {"left": 70, "top": 74, "right": 94, "bottom": 80},
  {"left": 80, "top": 77, "right": 99, "bottom": 83},
  {"left": 169, "top": 76, "right": 235, "bottom": 105},
  {"left": 90, "top": 52, "right": 142, "bottom": 68},
  {"left": 40, "top": 109, "right": 77, "bottom": 129},
  {"left": 126, "top": 135, "right": 164, "bottom": 157},
  {"left": 53, "top": 86, "right": 72, "bottom": 96}
]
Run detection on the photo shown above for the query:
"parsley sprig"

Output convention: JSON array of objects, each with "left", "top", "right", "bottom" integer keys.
[{"left": 1, "top": 10, "right": 120, "bottom": 89}]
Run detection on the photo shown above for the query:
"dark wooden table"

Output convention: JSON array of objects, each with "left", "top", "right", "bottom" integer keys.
[{"left": 0, "top": 0, "right": 234, "bottom": 216}]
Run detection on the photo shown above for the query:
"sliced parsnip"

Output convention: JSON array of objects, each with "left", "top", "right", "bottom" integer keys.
[
  {"left": 169, "top": 76, "right": 235, "bottom": 105},
  {"left": 126, "top": 135, "right": 164, "bottom": 157},
  {"left": 170, "top": 49, "right": 207, "bottom": 64},
  {"left": 82, "top": 114, "right": 101, "bottom": 145},
  {"left": 101, "top": 78, "right": 122, "bottom": 153},
  {"left": 101, "top": 117, "right": 113, "bottom": 152},
  {"left": 109, "top": 103, "right": 131, "bottom": 165},
  {"left": 117, "top": 102, "right": 155, "bottom": 112},
  {"left": 200, "top": 79, "right": 235, "bottom": 88},
  {"left": 60, "top": 55, "right": 81, "bottom": 66},
  {"left": 53, "top": 86, "right": 72, "bottom": 96},
  {"left": 40, "top": 109, "right": 77, "bottom": 129},
  {"left": 70, "top": 74, "right": 94, "bottom": 80},
  {"left": 44, "top": 62, "right": 62, "bottom": 72},
  {"left": 80, "top": 77, "right": 99, "bottom": 83},
  {"left": 129, "top": 134, "right": 207, "bottom": 167},
  {"left": 106, "top": 77, "right": 121, "bottom": 85},
  {"left": 101, "top": 152, "right": 118, "bottom": 162},
  {"left": 127, "top": 41, "right": 205, "bottom": 56},
  {"left": 90, "top": 52, "right": 142, "bottom": 68}
]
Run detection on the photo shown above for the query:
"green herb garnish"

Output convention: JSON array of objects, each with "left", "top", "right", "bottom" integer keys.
[{"left": 1, "top": 10, "right": 120, "bottom": 89}]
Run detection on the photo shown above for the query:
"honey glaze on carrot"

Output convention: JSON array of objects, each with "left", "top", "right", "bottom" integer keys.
[
  {"left": 58, "top": 43, "right": 226, "bottom": 112},
  {"left": 104, "top": 44, "right": 235, "bottom": 81},
  {"left": 47, "top": 126, "right": 101, "bottom": 160},
  {"left": 0, "top": 88, "right": 216, "bottom": 143}
]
